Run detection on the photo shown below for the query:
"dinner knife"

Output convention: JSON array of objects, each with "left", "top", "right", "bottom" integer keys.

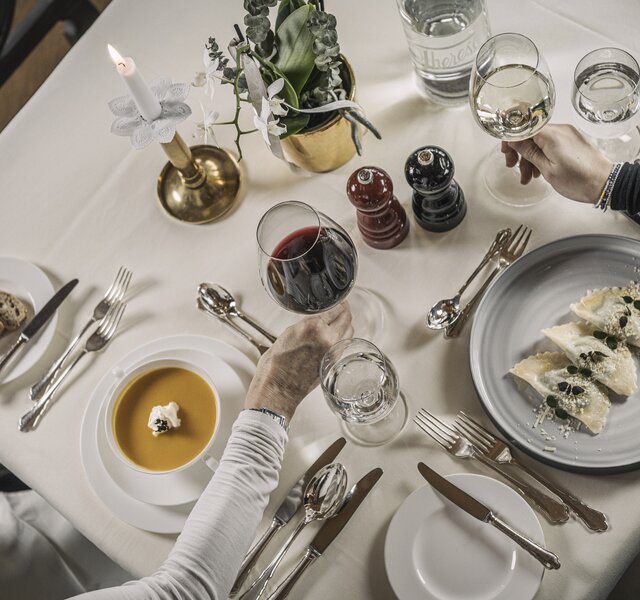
[
  {"left": 264, "top": 467, "right": 383, "bottom": 600},
  {"left": 0, "top": 279, "right": 78, "bottom": 377},
  {"left": 229, "top": 437, "right": 347, "bottom": 597},
  {"left": 417, "top": 462, "right": 561, "bottom": 570}
]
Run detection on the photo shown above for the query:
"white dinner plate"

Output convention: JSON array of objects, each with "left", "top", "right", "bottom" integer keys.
[
  {"left": 385, "top": 474, "right": 544, "bottom": 600},
  {"left": 470, "top": 234, "right": 640, "bottom": 473},
  {"left": 80, "top": 335, "right": 254, "bottom": 533},
  {"left": 0, "top": 256, "right": 58, "bottom": 384}
]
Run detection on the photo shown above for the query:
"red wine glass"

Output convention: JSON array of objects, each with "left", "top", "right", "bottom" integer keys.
[{"left": 257, "top": 201, "right": 358, "bottom": 315}]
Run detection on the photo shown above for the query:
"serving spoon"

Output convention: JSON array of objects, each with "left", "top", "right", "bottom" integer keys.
[
  {"left": 238, "top": 463, "right": 348, "bottom": 600},
  {"left": 426, "top": 228, "right": 511, "bottom": 330},
  {"left": 203, "top": 283, "right": 277, "bottom": 342}
]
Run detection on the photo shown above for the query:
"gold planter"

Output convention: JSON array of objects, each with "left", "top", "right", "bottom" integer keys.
[{"left": 280, "top": 59, "right": 357, "bottom": 173}]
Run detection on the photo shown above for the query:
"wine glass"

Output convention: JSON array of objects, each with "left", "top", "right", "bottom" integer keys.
[
  {"left": 470, "top": 33, "right": 556, "bottom": 207},
  {"left": 572, "top": 47, "right": 640, "bottom": 162},
  {"left": 321, "top": 338, "right": 407, "bottom": 446},
  {"left": 257, "top": 201, "right": 383, "bottom": 337}
]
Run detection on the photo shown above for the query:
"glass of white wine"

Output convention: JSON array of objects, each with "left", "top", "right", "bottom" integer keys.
[
  {"left": 572, "top": 47, "right": 640, "bottom": 162},
  {"left": 470, "top": 33, "right": 556, "bottom": 207}
]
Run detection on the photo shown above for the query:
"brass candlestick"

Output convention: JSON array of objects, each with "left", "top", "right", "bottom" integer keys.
[{"left": 157, "top": 133, "right": 241, "bottom": 224}]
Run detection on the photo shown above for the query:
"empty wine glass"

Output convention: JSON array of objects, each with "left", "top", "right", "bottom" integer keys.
[
  {"left": 321, "top": 338, "right": 407, "bottom": 446},
  {"left": 572, "top": 47, "right": 640, "bottom": 162},
  {"left": 470, "top": 33, "right": 556, "bottom": 207},
  {"left": 257, "top": 201, "right": 384, "bottom": 338}
]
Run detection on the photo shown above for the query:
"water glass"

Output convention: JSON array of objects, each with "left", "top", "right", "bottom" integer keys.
[
  {"left": 572, "top": 47, "right": 640, "bottom": 161},
  {"left": 396, "top": 0, "right": 491, "bottom": 105},
  {"left": 321, "top": 338, "right": 407, "bottom": 446}
]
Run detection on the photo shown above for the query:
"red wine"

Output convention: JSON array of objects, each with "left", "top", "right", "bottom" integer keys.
[{"left": 267, "top": 226, "right": 357, "bottom": 313}]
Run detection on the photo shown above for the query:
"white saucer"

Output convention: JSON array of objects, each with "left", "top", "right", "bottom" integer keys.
[
  {"left": 385, "top": 473, "right": 544, "bottom": 600},
  {"left": 0, "top": 257, "right": 57, "bottom": 384},
  {"left": 80, "top": 335, "right": 254, "bottom": 533}
]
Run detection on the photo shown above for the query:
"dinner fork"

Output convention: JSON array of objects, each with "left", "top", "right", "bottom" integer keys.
[
  {"left": 445, "top": 224, "right": 532, "bottom": 338},
  {"left": 30, "top": 266, "right": 132, "bottom": 400},
  {"left": 455, "top": 411, "right": 608, "bottom": 532},
  {"left": 19, "top": 302, "right": 126, "bottom": 432},
  {"left": 414, "top": 409, "right": 570, "bottom": 523}
]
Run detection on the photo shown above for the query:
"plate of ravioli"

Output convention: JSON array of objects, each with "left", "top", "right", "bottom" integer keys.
[{"left": 470, "top": 234, "right": 640, "bottom": 473}]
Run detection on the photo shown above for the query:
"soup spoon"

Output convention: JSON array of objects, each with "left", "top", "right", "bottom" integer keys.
[
  {"left": 239, "top": 463, "right": 348, "bottom": 600},
  {"left": 201, "top": 283, "right": 277, "bottom": 343},
  {"left": 426, "top": 228, "right": 511, "bottom": 330}
]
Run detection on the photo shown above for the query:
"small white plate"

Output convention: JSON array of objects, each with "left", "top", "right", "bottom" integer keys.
[
  {"left": 385, "top": 473, "right": 544, "bottom": 600},
  {"left": 0, "top": 257, "right": 57, "bottom": 384},
  {"left": 80, "top": 335, "right": 254, "bottom": 533}
]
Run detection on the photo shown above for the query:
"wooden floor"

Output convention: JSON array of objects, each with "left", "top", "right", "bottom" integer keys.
[{"left": 0, "top": 0, "right": 111, "bottom": 132}]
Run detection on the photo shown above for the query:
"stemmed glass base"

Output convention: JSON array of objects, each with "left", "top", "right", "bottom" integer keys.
[
  {"left": 348, "top": 286, "right": 385, "bottom": 342},
  {"left": 483, "top": 145, "right": 550, "bottom": 207},
  {"left": 588, "top": 127, "right": 640, "bottom": 162},
  {"left": 340, "top": 392, "right": 408, "bottom": 447}
]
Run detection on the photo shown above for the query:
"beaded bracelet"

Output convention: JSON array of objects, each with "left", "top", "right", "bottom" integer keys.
[{"left": 594, "top": 162, "right": 623, "bottom": 212}]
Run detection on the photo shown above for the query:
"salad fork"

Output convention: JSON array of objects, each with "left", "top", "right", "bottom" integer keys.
[
  {"left": 30, "top": 266, "right": 132, "bottom": 400},
  {"left": 19, "top": 302, "right": 126, "bottom": 432},
  {"left": 445, "top": 224, "right": 532, "bottom": 338},
  {"left": 414, "top": 409, "right": 570, "bottom": 523},
  {"left": 455, "top": 411, "right": 608, "bottom": 532}
]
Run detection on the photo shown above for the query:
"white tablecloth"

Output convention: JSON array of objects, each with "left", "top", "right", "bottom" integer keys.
[{"left": 1, "top": 1, "right": 640, "bottom": 598}]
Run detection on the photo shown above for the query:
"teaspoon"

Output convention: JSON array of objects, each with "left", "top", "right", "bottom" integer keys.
[
  {"left": 239, "top": 463, "right": 348, "bottom": 600},
  {"left": 426, "top": 228, "right": 511, "bottom": 330},
  {"left": 203, "top": 283, "right": 277, "bottom": 342}
]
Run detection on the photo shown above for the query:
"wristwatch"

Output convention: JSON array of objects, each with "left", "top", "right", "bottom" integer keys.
[{"left": 247, "top": 407, "right": 290, "bottom": 433}]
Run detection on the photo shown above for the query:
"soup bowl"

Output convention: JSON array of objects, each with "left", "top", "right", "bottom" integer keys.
[{"left": 104, "top": 358, "right": 221, "bottom": 475}]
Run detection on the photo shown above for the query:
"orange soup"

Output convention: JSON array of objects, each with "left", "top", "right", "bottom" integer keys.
[{"left": 112, "top": 367, "right": 217, "bottom": 472}]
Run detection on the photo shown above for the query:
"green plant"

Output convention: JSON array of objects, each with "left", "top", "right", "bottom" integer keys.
[{"left": 194, "top": 0, "right": 379, "bottom": 159}]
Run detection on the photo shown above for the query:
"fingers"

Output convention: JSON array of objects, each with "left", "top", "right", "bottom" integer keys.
[
  {"left": 502, "top": 142, "right": 519, "bottom": 168},
  {"left": 519, "top": 158, "right": 534, "bottom": 185},
  {"left": 507, "top": 138, "right": 551, "bottom": 175},
  {"left": 328, "top": 304, "right": 353, "bottom": 340},
  {"left": 318, "top": 301, "right": 349, "bottom": 326}
]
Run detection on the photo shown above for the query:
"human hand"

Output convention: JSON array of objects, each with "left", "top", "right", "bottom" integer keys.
[
  {"left": 245, "top": 302, "right": 354, "bottom": 421},
  {"left": 502, "top": 124, "right": 613, "bottom": 204}
]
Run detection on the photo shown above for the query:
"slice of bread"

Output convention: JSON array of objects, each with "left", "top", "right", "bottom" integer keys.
[{"left": 0, "top": 291, "right": 28, "bottom": 331}]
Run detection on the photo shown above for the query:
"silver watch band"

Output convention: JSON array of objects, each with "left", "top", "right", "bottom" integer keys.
[{"left": 247, "top": 407, "right": 290, "bottom": 433}]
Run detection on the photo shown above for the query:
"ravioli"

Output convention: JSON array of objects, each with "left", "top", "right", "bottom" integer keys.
[
  {"left": 542, "top": 321, "right": 637, "bottom": 396},
  {"left": 570, "top": 284, "right": 640, "bottom": 347},
  {"left": 510, "top": 352, "right": 610, "bottom": 434}
]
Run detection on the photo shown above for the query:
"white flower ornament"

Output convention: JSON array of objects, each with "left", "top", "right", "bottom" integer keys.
[
  {"left": 109, "top": 78, "right": 192, "bottom": 150},
  {"left": 253, "top": 96, "right": 287, "bottom": 146},
  {"left": 266, "top": 78, "right": 288, "bottom": 117},
  {"left": 195, "top": 103, "right": 220, "bottom": 146}
]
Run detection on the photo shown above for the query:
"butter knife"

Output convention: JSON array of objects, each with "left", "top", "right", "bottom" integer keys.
[
  {"left": 0, "top": 279, "right": 78, "bottom": 377},
  {"left": 264, "top": 467, "right": 383, "bottom": 600},
  {"left": 229, "top": 437, "right": 347, "bottom": 597},
  {"left": 417, "top": 462, "right": 560, "bottom": 570}
]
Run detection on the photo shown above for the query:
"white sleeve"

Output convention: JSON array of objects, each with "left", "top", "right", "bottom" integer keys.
[{"left": 71, "top": 409, "right": 287, "bottom": 600}]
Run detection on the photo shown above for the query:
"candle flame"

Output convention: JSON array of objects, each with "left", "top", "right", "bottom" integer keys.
[{"left": 107, "top": 44, "right": 126, "bottom": 67}]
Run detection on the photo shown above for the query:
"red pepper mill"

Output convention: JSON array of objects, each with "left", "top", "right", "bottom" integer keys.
[{"left": 346, "top": 166, "right": 410, "bottom": 249}]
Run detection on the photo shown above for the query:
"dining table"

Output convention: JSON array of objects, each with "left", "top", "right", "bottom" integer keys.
[{"left": 1, "top": 0, "right": 640, "bottom": 598}]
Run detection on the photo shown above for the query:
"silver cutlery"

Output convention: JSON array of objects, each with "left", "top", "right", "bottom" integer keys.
[
  {"left": 0, "top": 279, "right": 78, "bottom": 377},
  {"left": 455, "top": 411, "right": 608, "bottom": 532},
  {"left": 265, "top": 467, "right": 383, "bottom": 600},
  {"left": 415, "top": 409, "right": 570, "bottom": 523},
  {"left": 18, "top": 301, "right": 125, "bottom": 432},
  {"left": 445, "top": 224, "right": 532, "bottom": 338},
  {"left": 201, "top": 283, "right": 277, "bottom": 343},
  {"left": 417, "top": 461, "right": 561, "bottom": 570},
  {"left": 30, "top": 267, "right": 131, "bottom": 400},
  {"left": 427, "top": 228, "right": 511, "bottom": 330},
  {"left": 239, "top": 463, "right": 348, "bottom": 600},
  {"left": 197, "top": 287, "right": 270, "bottom": 355},
  {"left": 230, "top": 437, "right": 346, "bottom": 597}
]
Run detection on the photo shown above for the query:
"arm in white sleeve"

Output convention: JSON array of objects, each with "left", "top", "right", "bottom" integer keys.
[{"left": 72, "top": 409, "right": 287, "bottom": 600}]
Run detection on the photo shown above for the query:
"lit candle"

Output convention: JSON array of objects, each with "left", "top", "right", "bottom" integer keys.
[{"left": 108, "top": 44, "right": 162, "bottom": 122}]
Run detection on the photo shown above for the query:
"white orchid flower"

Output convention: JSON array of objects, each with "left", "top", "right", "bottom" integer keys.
[
  {"left": 266, "top": 78, "right": 288, "bottom": 117},
  {"left": 195, "top": 103, "right": 220, "bottom": 146},
  {"left": 193, "top": 47, "right": 218, "bottom": 99},
  {"left": 253, "top": 97, "right": 287, "bottom": 146}
]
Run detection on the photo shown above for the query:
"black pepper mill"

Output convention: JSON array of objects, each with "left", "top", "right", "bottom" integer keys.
[{"left": 405, "top": 146, "right": 466, "bottom": 232}]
